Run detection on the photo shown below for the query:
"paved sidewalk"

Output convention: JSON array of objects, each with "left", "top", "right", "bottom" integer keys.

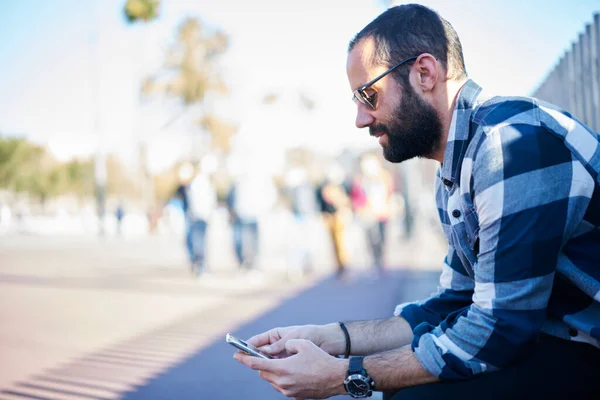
[{"left": 0, "top": 269, "right": 437, "bottom": 400}]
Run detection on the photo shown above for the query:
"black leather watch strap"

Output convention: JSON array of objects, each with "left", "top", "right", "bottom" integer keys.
[{"left": 348, "top": 356, "right": 365, "bottom": 375}]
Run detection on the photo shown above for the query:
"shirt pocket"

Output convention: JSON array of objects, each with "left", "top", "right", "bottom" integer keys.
[
  {"left": 463, "top": 206, "right": 480, "bottom": 253},
  {"left": 451, "top": 220, "right": 477, "bottom": 277}
]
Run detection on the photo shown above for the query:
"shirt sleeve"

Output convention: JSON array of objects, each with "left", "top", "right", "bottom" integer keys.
[
  {"left": 409, "top": 123, "right": 579, "bottom": 380},
  {"left": 395, "top": 243, "right": 474, "bottom": 328}
]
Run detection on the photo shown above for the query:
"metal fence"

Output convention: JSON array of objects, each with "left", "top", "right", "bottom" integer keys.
[{"left": 532, "top": 13, "right": 600, "bottom": 133}]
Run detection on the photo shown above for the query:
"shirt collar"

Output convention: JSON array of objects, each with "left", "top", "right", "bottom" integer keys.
[{"left": 440, "top": 79, "right": 484, "bottom": 186}]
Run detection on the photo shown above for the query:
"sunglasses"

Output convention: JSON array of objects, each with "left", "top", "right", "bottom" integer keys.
[{"left": 352, "top": 56, "right": 418, "bottom": 109}]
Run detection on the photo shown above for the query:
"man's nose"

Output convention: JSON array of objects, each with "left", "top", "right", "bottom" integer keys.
[{"left": 355, "top": 105, "right": 375, "bottom": 128}]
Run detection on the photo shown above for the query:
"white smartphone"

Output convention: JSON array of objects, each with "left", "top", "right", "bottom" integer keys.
[{"left": 226, "top": 333, "right": 273, "bottom": 359}]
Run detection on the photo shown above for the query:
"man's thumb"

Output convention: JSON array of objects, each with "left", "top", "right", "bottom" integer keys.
[
  {"left": 263, "top": 340, "right": 284, "bottom": 355},
  {"left": 284, "top": 339, "right": 307, "bottom": 355}
]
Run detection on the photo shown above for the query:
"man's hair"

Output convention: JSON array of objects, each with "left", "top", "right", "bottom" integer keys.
[{"left": 349, "top": 4, "right": 467, "bottom": 83}]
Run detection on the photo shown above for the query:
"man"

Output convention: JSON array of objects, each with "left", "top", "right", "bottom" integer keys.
[
  {"left": 226, "top": 170, "right": 277, "bottom": 272},
  {"left": 234, "top": 4, "right": 600, "bottom": 399},
  {"left": 283, "top": 166, "right": 317, "bottom": 279},
  {"left": 316, "top": 163, "right": 351, "bottom": 277},
  {"left": 175, "top": 163, "right": 217, "bottom": 276}
]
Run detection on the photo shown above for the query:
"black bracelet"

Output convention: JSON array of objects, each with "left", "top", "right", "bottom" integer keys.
[{"left": 339, "top": 322, "right": 351, "bottom": 359}]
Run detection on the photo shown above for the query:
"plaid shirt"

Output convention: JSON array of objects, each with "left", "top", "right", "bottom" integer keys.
[{"left": 396, "top": 79, "right": 600, "bottom": 380}]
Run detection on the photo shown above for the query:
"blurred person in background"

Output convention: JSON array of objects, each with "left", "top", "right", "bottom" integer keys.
[
  {"left": 115, "top": 202, "right": 125, "bottom": 236},
  {"left": 147, "top": 204, "right": 163, "bottom": 234},
  {"left": 283, "top": 166, "right": 317, "bottom": 280},
  {"left": 227, "top": 170, "right": 276, "bottom": 273},
  {"left": 350, "top": 153, "right": 393, "bottom": 275},
  {"left": 175, "top": 162, "right": 217, "bottom": 276},
  {"left": 0, "top": 203, "right": 12, "bottom": 233},
  {"left": 316, "top": 163, "right": 351, "bottom": 278},
  {"left": 234, "top": 4, "right": 600, "bottom": 399}
]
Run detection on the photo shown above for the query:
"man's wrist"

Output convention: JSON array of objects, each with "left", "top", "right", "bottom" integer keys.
[
  {"left": 339, "top": 322, "right": 351, "bottom": 358},
  {"left": 322, "top": 322, "right": 348, "bottom": 356},
  {"left": 333, "top": 357, "right": 350, "bottom": 396}
]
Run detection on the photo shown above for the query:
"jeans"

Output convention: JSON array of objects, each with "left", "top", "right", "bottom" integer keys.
[
  {"left": 323, "top": 212, "right": 347, "bottom": 274},
  {"left": 366, "top": 220, "right": 387, "bottom": 269},
  {"left": 232, "top": 218, "right": 258, "bottom": 269},
  {"left": 186, "top": 219, "right": 207, "bottom": 267}
]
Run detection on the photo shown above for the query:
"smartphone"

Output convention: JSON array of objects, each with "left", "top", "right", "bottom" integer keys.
[{"left": 226, "top": 333, "right": 273, "bottom": 359}]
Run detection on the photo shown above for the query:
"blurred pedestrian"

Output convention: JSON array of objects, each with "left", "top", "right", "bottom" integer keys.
[
  {"left": 227, "top": 171, "right": 276, "bottom": 272},
  {"left": 316, "top": 163, "right": 351, "bottom": 278},
  {"left": 283, "top": 166, "right": 317, "bottom": 279},
  {"left": 115, "top": 202, "right": 125, "bottom": 236},
  {"left": 175, "top": 163, "right": 217, "bottom": 276}
]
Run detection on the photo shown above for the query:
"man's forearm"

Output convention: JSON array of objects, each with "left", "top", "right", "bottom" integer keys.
[
  {"left": 342, "top": 317, "right": 414, "bottom": 355},
  {"left": 365, "top": 345, "right": 438, "bottom": 390}
]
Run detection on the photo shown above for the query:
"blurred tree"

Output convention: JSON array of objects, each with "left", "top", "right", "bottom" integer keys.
[
  {"left": 143, "top": 17, "right": 235, "bottom": 153},
  {"left": 0, "top": 137, "right": 27, "bottom": 189},
  {"left": 63, "top": 159, "right": 94, "bottom": 198},
  {"left": 198, "top": 114, "right": 236, "bottom": 153},
  {"left": 162, "top": 17, "right": 228, "bottom": 104},
  {"left": 0, "top": 137, "right": 94, "bottom": 203},
  {"left": 124, "top": 0, "right": 160, "bottom": 22}
]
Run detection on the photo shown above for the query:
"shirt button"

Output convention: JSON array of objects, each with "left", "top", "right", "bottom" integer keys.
[
  {"left": 568, "top": 328, "right": 578, "bottom": 337},
  {"left": 452, "top": 209, "right": 461, "bottom": 218}
]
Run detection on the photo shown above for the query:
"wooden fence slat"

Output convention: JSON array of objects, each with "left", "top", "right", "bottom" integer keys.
[{"left": 533, "top": 13, "right": 600, "bottom": 131}]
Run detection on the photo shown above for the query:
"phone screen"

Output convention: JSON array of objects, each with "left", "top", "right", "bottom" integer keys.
[{"left": 226, "top": 333, "right": 273, "bottom": 359}]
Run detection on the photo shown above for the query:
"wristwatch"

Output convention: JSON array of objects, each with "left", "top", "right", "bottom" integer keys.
[{"left": 343, "top": 356, "right": 375, "bottom": 398}]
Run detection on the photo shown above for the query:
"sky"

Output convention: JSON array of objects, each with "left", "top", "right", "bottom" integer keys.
[{"left": 0, "top": 0, "right": 599, "bottom": 173}]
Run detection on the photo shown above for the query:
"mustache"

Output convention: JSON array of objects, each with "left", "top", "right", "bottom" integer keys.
[{"left": 369, "top": 124, "right": 391, "bottom": 137}]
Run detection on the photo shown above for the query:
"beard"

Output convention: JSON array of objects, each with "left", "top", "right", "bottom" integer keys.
[{"left": 370, "top": 84, "right": 443, "bottom": 163}]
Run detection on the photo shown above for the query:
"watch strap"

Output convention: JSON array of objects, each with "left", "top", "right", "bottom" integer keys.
[{"left": 348, "top": 356, "right": 365, "bottom": 375}]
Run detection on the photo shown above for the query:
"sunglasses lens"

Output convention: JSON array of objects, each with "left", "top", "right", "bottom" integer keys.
[
  {"left": 352, "top": 90, "right": 364, "bottom": 105},
  {"left": 361, "top": 88, "right": 376, "bottom": 109},
  {"left": 353, "top": 88, "right": 376, "bottom": 109}
]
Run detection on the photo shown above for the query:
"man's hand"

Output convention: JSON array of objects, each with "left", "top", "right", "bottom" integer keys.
[
  {"left": 234, "top": 339, "right": 347, "bottom": 399},
  {"left": 246, "top": 324, "right": 345, "bottom": 358}
]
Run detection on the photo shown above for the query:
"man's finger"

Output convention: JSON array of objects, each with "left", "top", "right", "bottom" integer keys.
[
  {"left": 233, "top": 352, "right": 277, "bottom": 372},
  {"left": 246, "top": 331, "right": 273, "bottom": 347},
  {"left": 263, "top": 338, "right": 288, "bottom": 355},
  {"left": 259, "top": 369, "right": 279, "bottom": 385},
  {"left": 260, "top": 371, "right": 292, "bottom": 397},
  {"left": 284, "top": 338, "right": 309, "bottom": 355},
  {"left": 270, "top": 382, "right": 285, "bottom": 396}
]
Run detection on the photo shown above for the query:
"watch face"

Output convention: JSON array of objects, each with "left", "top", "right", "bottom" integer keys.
[
  {"left": 348, "top": 378, "right": 370, "bottom": 395},
  {"left": 344, "top": 374, "right": 373, "bottom": 398}
]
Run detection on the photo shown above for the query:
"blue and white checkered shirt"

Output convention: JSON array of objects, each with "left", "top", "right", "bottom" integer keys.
[{"left": 396, "top": 79, "right": 600, "bottom": 380}]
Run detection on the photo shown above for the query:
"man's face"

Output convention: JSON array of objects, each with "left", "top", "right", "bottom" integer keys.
[{"left": 347, "top": 39, "right": 443, "bottom": 163}]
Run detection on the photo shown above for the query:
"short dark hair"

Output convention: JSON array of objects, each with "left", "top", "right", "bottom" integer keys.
[{"left": 349, "top": 4, "right": 467, "bottom": 82}]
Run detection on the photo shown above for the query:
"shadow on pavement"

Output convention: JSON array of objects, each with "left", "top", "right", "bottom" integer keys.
[{"left": 0, "top": 269, "right": 439, "bottom": 400}]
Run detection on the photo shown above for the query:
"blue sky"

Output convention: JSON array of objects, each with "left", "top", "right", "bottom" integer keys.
[{"left": 0, "top": 0, "right": 599, "bottom": 171}]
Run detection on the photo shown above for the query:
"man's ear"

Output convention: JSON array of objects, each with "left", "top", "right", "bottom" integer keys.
[{"left": 414, "top": 53, "right": 438, "bottom": 92}]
